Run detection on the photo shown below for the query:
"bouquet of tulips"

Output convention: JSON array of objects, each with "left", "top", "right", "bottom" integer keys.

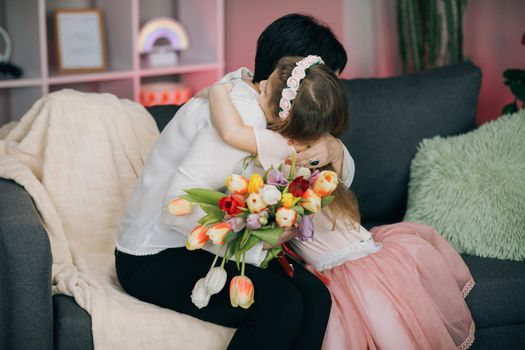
[{"left": 168, "top": 158, "right": 339, "bottom": 309}]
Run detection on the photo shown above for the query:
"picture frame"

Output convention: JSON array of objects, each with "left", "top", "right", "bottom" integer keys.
[{"left": 54, "top": 9, "right": 107, "bottom": 73}]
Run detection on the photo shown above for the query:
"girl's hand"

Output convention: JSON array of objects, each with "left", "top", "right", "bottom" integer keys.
[
  {"left": 262, "top": 226, "right": 298, "bottom": 249},
  {"left": 196, "top": 82, "right": 234, "bottom": 99}
]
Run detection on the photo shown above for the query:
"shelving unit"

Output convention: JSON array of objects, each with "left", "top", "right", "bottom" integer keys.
[{"left": 0, "top": 0, "right": 224, "bottom": 125}]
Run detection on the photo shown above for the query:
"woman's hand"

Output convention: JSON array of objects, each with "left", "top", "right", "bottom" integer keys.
[
  {"left": 262, "top": 226, "right": 298, "bottom": 249},
  {"left": 294, "top": 134, "right": 343, "bottom": 169}
]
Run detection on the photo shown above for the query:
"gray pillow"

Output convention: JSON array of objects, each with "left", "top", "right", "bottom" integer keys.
[{"left": 341, "top": 61, "right": 481, "bottom": 225}]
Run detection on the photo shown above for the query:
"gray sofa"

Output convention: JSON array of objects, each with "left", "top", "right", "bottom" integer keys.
[{"left": 1, "top": 61, "right": 524, "bottom": 350}]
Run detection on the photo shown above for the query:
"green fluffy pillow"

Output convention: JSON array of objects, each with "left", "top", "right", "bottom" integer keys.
[{"left": 404, "top": 110, "right": 525, "bottom": 261}]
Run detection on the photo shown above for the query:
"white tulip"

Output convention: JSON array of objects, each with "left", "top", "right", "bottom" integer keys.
[
  {"left": 259, "top": 185, "right": 282, "bottom": 205},
  {"left": 204, "top": 267, "right": 227, "bottom": 294},
  {"left": 296, "top": 167, "right": 312, "bottom": 180},
  {"left": 191, "top": 278, "right": 211, "bottom": 309}
]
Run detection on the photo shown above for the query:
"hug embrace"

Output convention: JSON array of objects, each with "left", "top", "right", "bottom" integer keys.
[{"left": 115, "top": 14, "right": 475, "bottom": 350}]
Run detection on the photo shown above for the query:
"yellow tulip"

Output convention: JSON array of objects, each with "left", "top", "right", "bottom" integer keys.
[
  {"left": 247, "top": 173, "right": 264, "bottom": 193},
  {"left": 281, "top": 193, "right": 300, "bottom": 209}
]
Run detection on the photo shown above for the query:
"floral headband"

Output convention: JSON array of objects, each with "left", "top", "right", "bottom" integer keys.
[{"left": 278, "top": 55, "right": 325, "bottom": 120}]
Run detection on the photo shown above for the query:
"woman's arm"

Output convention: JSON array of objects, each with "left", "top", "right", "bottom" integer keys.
[{"left": 208, "top": 83, "right": 258, "bottom": 153}]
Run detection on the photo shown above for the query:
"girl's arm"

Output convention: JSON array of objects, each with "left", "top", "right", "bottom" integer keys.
[{"left": 208, "top": 83, "right": 257, "bottom": 154}]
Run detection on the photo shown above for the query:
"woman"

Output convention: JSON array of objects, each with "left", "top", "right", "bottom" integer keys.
[{"left": 115, "top": 14, "right": 349, "bottom": 350}]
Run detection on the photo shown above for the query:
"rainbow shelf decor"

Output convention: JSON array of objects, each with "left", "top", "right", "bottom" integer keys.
[{"left": 137, "top": 17, "right": 189, "bottom": 67}]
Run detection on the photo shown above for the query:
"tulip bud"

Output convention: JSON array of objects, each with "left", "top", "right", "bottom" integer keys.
[
  {"left": 247, "top": 173, "right": 264, "bottom": 193},
  {"left": 207, "top": 222, "right": 232, "bottom": 245},
  {"left": 281, "top": 193, "right": 300, "bottom": 209},
  {"left": 246, "top": 192, "right": 267, "bottom": 213},
  {"left": 168, "top": 197, "right": 193, "bottom": 216},
  {"left": 191, "top": 278, "right": 211, "bottom": 309},
  {"left": 275, "top": 207, "right": 298, "bottom": 227},
  {"left": 313, "top": 170, "right": 338, "bottom": 197},
  {"left": 296, "top": 167, "right": 312, "bottom": 180},
  {"left": 230, "top": 275, "right": 255, "bottom": 309},
  {"left": 186, "top": 225, "right": 209, "bottom": 250},
  {"left": 258, "top": 216, "right": 268, "bottom": 226},
  {"left": 226, "top": 174, "right": 249, "bottom": 195},
  {"left": 301, "top": 189, "right": 321, "bottom": 213},
  {"left": 204, "top": 267, "right": 227, "bottom": 294},
  {"left": 246, "top": 213, "right": 262, "bottom": 229}
]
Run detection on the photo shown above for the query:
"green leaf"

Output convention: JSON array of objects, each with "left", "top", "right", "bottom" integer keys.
[
  {"left": 224, "top": 231, "right": 237, "bottom": 243},
  {"left": 200, "top": 203, "right": 225, "bottom": 220},
  {"left": 321, "top": 195, "right": 335, "bottom": 207},
  {"left": 183, "top": 188, "right": 226, "bottom": 206},
  {"left": 197, "top": 215, "right": 219, "bottom": 226},
  {"left": 251, "top": 227, "right": 283, "bottom": 245},
  {"left": 241, "top": 235, "right": 260, "bottom": 252},
  {"left": 259, "top": 246, "right": 283, "bottom": 269},
  {"left": 240, "top": 229, "right": 251, "bottom": 248},
  {"left": 291, "top": 205, "right": 304, "bottom": 216}
]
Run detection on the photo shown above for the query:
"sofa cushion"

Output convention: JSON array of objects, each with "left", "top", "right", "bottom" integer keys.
[
  {"left": 404, "top": 111, "right": 525, "bottom": 260},
  {"left": 341, "top": 62, "right": 481, "bottom": 224},
  {"left": 462, "top": 254, "right": 525, "bottom": 329},
  {"left": 146, "top": 105, "right": 182, "bottom": 132},
  {"left": 53, "top": 295, "right": 93, "bottom": 350}
]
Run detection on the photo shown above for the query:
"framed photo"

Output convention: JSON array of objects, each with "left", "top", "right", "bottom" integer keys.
[{"left": 54, "top": 9, "right": 107, "bottom": 73}]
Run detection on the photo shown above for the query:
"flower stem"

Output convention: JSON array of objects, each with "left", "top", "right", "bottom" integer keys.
[
  {"left": 241, "top": 252, "right": 246, "bottom": 276},
  {"left": 210, "top": 245, "right": 225, "bottom": 270},
  {"left": 289, "top": 151, "right": 297, "bottom": 180}
]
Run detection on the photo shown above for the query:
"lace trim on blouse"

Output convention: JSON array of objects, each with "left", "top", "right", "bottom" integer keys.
[{"left": 309, "top": 237, "right": 383, "bottom": 271}]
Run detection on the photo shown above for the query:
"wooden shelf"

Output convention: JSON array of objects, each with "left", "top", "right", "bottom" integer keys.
[{"left": 0, "top": 0, "right": 225, "bottom": 125}]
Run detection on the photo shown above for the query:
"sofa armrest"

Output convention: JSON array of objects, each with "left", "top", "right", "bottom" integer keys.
[{"left": 0, "top": 178, "right": 53, "bottom": 350}]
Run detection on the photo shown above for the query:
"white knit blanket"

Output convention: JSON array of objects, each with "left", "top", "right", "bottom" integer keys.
[{"left": 0, "top": 90, "right": 234, "bottom": 349}]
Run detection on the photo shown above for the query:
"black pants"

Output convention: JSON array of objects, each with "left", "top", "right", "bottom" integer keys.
[{"left": 115, "top": 247, "right": 331, "bottom": 350}]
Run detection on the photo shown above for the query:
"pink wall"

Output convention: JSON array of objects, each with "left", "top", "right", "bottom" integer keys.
[
  {"left": 224, "top": 0, "right": 524, "bottom": 125},
  {"left": 463, "top": 0, "right": 525, "bottom": 124},
  {"left": 224, "top": 0, "right": 344, "bottom": 74}
]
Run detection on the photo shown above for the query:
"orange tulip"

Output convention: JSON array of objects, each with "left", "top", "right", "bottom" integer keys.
[
  {"left": 301, "top": 189, "right": 321, "bottom": 213},
  {"left": 207, "top": 222, "right": 232, "bottom": 245},
  {"left": 186, "top": 225, "right": 209, "bottom": 250},
  {"left": 313, "top": 170, "right": 338, "bottom": 197},
  {"left": 246, "top": 192, "right": 267, "bottom": 213},
  {"left": 168, "top": 197, "right": 193, "bottom": 216},
  {"left": 230, "top": 275, "right": 255, "bottom": 309},
  {"left": 225, "top": 174, "right": 249, "bottom": 195},
  {"left": 275, "top": 207, "right": 298, "bottom": 227}
]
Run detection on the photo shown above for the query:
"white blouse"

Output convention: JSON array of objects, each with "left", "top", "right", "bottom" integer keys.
[{"left": 116, "top": 68, "right": 355, "bottom": 267}]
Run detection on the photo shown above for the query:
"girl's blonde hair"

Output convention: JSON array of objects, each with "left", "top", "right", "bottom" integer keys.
[{"left": 268, "top": 56, "right": 361, "bottom": 227}]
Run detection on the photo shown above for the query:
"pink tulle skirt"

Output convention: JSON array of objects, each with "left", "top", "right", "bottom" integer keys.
[{"left": 320, "top": 222, "right": 475, "bottom": 350}]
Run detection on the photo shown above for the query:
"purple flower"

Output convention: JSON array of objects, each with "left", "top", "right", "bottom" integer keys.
[
  {"left": 267, "top": 169, "right": 288, "bottom": 186},
  {"left": 246, "top": 213, "right": 262, "bottom": 230},
  {"left": 308, "top": 170, "right": 320, "bottom": 187},
  {"left": 225, "top": 216, "right": 246, "bottom": 233},
  {"left": 298, "top": 215, "right": 314, "bottom": 241}
]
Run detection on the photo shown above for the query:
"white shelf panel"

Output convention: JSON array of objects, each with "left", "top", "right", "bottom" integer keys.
[
  {"left": 48, "top": 70, "right": 136, "bottom": 85},
  {"left": 0, "top": 78, "right": 43, "bottom": 89},
  {"left": 139, "top": 63, "right": 221, "bottom": 78}
]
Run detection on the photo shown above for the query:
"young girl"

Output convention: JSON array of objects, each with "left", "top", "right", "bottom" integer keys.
[{"left": 207, "top": 55, "right": 476, "bottom": 349}]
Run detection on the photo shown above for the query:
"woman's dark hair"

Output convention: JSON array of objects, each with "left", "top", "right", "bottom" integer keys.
[{"left": 253, "top": 13, "right": 348, "bottom": 83}]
